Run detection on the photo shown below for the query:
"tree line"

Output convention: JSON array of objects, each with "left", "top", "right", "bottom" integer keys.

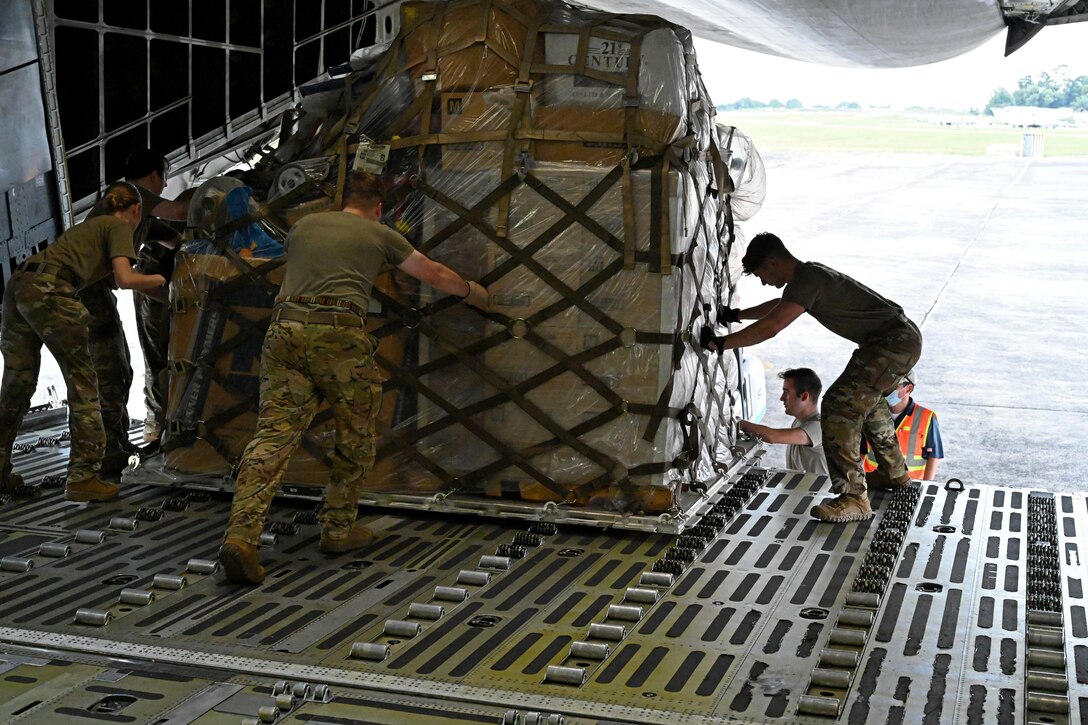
[
  {"left": 713, "top": 67, "right": 1088, "bottom": 114},
  {"left": 716, "top": 98, "right": 860, "bottom": 111},
  {"left": 986, "top": 67, "right": 1088, "bottom": 113}
]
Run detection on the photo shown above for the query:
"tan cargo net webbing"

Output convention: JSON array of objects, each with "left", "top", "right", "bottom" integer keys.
[{"left": 164, "top": 0, "right": 744, "bottom": 511}]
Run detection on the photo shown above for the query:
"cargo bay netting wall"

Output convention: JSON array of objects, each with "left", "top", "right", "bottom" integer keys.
[{"left": 143, "top": 0, "right": 768, "bottom": 515}]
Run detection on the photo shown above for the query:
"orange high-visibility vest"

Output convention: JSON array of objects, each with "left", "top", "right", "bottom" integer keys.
[{"left": 864, "top": 403, "right": 936, "bottom": 479}]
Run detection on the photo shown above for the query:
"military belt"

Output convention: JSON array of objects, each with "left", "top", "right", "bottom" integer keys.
[
  {"left": 272, "top": 307, "right": 364, "bottom": 328},
  {"left": 280, "top": 294, "right": 367, "bottom": 318},
  {"left": 20, "top": 262, "right": 79, "bottom": 287}
]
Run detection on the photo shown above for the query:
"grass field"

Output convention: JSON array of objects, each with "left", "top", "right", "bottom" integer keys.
[{"left": 713, "top": 110, "right": 1088, "bottom": 156}]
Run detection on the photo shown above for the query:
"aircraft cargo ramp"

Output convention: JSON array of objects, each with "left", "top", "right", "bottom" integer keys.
[{"left": 1, "top": 422, "right": 1085, "bottom": 725}]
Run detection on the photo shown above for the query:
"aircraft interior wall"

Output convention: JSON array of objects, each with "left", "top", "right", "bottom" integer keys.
[{"left": 0, "top": 0, "right": 63, "bottom": 309}]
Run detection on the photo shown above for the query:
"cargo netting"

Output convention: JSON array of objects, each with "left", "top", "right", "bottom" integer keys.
[{"left": 129, "top": 0, "right": 768, "bottom": 523}]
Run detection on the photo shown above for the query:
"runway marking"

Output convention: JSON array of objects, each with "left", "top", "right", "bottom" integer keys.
[{"left": 919, "top": 158, "right": 1034, "bottom": 329}]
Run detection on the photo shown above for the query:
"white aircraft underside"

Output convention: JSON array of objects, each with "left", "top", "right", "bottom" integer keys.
[{"left": 576, "top": 0, "right": 1007, "bottom": 67}]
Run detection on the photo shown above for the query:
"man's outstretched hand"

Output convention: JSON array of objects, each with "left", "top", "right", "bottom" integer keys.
[{"left": 718, "top": 306, "right": 741, "bottom": 324}]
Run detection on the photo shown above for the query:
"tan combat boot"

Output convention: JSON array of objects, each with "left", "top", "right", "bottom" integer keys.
[
  {"left": 219, "top": 538, "right": 266, "bottom": 585},
  {"left": 319, "top": 525, "right": 375, "bottom": 554},
  {"left": 811, "top": 493, "right": 873, "bottom": 522},
  {"left": 65, "top": 477, "right": 119, "bottom": 502}
]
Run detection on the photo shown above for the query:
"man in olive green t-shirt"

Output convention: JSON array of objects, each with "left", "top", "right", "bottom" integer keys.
[
  {"left": 705, "top": 232, "right": 921, "bottom": 523},
  {"left": 218, "top": 171, "right": 490, "bottom": 585}
]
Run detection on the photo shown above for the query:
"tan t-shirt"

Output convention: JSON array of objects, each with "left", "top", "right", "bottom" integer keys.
[
  {"left": 87, "top": 181, "right": 171, "bottom": 250},
  {"left": 786, "top": 413, "right": 828, "bottom": 475},
  {"left": 277, "top": 211, "right": 415, "bottom": 316},
  {"left": 32, "top": 216, "right": 136, "bottom": 291},
  {"left": 783, "top": 261, "right": 909, "bottom": 344}
]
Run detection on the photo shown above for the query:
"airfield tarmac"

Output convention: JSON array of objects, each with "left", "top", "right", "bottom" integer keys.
[
  {"left": 9, "top": 152, "right": 1087, "bottom": 493},
  {"left": 735, "top": 151, "right": 1088, "bottom": 493}
]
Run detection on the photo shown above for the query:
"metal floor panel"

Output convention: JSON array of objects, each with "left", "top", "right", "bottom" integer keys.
[
  {"left": 124, "top": 445, "right": 762, "bottom": 535},
  {"left": 1, "top": 425, "right": 1086, "bottom": 724}
]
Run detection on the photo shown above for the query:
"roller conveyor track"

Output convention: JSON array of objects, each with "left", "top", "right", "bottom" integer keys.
[{"left": 1, "top": 423, "right": 1086, "bottom": 724}]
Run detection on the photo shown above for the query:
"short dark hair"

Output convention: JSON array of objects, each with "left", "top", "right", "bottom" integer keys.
[
  {"left": 742, "top": 232, "right": 790, "bottom": 274},
  {"left": 779, "top": 367, "right": 822, "bottom": 399},
  {"left": 343, "top": 171, "right": 384, "bottom": 210},
  {"left": 124, "top": 149, "right": 168, "bottom": 181}
]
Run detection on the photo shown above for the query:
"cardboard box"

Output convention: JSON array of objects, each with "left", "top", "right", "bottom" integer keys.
[
  {"left": 530, "top": 105, "right": 683, "bottom": 165},
  {"left": 284, "top": 197, "right": 338, "bottom": 228},
  {"left": 403, "top": 164, "right": 692, "bottom": 505},
  {"left": 439, "top": 90, "right": 512, "bottom": 171},
  {"left": 542, "top": 33, "right": 630, "bottom": 106},
  {"left": 540, "top": 27, "right": 687, "bottom": 113},
  {"left": 149, "top": 3, "right": 736, "bottom": 516},
  {"left": 400, "top": 0, "right": 539, "bottom": 91}
]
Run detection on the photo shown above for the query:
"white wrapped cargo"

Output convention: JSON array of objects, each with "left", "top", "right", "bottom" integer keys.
[{"left": 137, "top": 0, "right": 768, "bottom": 522}]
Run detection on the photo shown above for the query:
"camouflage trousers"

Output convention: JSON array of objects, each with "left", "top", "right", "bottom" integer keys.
[
  {"left": 78, "top": 281, "right": 134, "bottom": 457},
  {"left": 822, "top": 320, "right": 922, "bottom": 496},
  {"left": 0, "top": 272, "right": 104, "bottom": 483},
  {"left": 225, "top": 319, "right": 382, "bottom": 546}
]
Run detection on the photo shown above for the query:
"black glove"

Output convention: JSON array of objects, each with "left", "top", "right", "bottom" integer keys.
[
  {"left": 699, "top": 326, "right": 724, "bottom": 355},
  {"left": 136, "top": 240, "right": 178, "bottom": 277},
  {"left": 718, "top": 306, "right": 741, "bottom": 324}
]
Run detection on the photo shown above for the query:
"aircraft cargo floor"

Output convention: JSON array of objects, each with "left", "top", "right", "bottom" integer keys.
[{"left": 1, "top": 423, "right": 1085, "bottom": 724}]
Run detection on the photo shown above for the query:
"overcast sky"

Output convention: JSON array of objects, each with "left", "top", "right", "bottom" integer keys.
[{"left": 693, "top": 22, "right": 1088, "bottom": 111}]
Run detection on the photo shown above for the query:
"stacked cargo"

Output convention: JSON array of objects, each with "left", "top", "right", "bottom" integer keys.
[
  {"left": 136, "top": 0, "right": 767, "bottom": 518},
  {"left": 161, "top": 250, "right": 415, "bottom": 487},
  {"left": 150, "top": 179, "right": 414, "bottom": 486}
]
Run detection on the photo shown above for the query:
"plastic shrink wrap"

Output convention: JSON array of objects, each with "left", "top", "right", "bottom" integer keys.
[{"left": 138, "top": 0, "right": 769, "bottom": 516}]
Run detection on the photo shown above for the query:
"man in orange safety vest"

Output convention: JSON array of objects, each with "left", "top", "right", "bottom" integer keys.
[{"left": 863, "top": 369, "right": 943, "bottom": 482}]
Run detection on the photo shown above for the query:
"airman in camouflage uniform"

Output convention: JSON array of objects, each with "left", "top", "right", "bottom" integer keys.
[
  {"left": 703, "top": 232, "right": 922, "bottom": 523},
  {"left": 224, "top": 320, "right": 383, "bottom": 545},
  {"left": 820, "top": 323, "right": 921, "bottom": 497},
  {"left": 2, "top": 271, "right": 106, "bottom": 489},
  {"left": 218, "top": 171, "right": 490, "bottom": 585},
  {"left": 0, "top": 182, "right": 166, "bottom": 500}
]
